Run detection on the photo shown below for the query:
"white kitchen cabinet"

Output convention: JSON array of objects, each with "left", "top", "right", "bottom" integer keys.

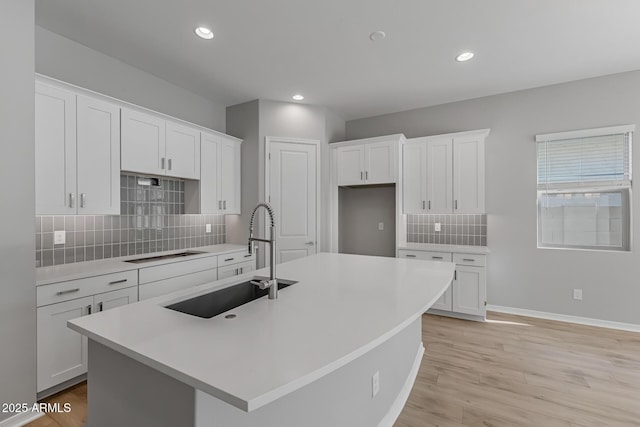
[
  {"left": 121, "top": 108, "right": 166, "bottom": 176},
  {"left": 397, "top": 248, "right": 487, "bottom": 320},
  {"left": 35, "top": 83, "right": 77, "bottom": 215},
  {"left": 453, "top": 135, "right": 485, "bottom": 214},
  {"left": 166, "top": 121, "right": 200, "bottom": 180},
  {"left": 36, "top": 83, "right": 120, "bottom": 215},
  {"left": 402, "top": 129, "right": 488, "bottom": 215},
  {"left": 334, "top": 137, "right": 400, "bottom": 186},
  {"left": 196, "top": 132, "right": 242, "bottom": 214}
]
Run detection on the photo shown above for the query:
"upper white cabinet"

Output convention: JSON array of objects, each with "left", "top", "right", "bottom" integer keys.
[
  {"left": 195, "top": 132, "right": 241, "bottom": 214},
  {"left": 121, "top": 109, "right": 201, "bottom": 180},
  {"left": 36, "top": 82, "right": 120, "bottom": 215},
  {"left": 334, "top": 135, "right": 402, "bottom": 186},
  {"left": 402, "top": 129, "right": 488, "bottom": 214}
]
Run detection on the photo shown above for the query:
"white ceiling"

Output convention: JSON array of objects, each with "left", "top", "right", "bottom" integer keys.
[{"left": 35, "top": 0, "right": 640, "bottom": 121}]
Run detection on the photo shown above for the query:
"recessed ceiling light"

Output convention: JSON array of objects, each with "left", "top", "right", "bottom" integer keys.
[
  {"left": 292, "top": 94, "right": 304, "bottom": 101},
  {"left": 369, "top": 30, "right": 386, "bottom": 41},
  {"left": 195, "top": 27, "right": 214, "bottom": 40},
  {"left": 456, "top": 51, "right": 474, "bottom": 62}
]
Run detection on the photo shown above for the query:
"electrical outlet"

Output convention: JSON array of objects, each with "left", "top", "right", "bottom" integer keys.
[
  {"left": 205, "top": 224, "right": 212, "bottom": 233},
  {"left": 54, "top": 230, "right": 66, "bottom": 245},
  {"left": 434, "top": 223, "right": 441, "bottom": 232},
  {"left": 573, "top": 289, "right": 583, "bottom": 300},
  {"left": 378, "top": 222, "right": 384, "bottom": 231},
  {"left": 372, "top": 371, "right": 380, "bottom": 397}
]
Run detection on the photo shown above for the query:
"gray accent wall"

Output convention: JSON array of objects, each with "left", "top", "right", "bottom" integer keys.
[
  {"left": 0, "top": 0, "right": 36, "bottom": 421},
  {"left": 346, "top": 70, "right": 640, "bottom": 325},
  {"left": 35, "top": 26, "right": 226, "bottom": 132}
]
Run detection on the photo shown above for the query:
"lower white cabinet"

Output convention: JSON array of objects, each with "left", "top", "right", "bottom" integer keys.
[
  {"left": 398, "top": 249, "right": 487, "bottom": 319},
  {"left": 37, "top": 282, "right": 138, "bottom": 393}
]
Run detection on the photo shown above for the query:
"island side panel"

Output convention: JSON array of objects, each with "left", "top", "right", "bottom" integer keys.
[
  {"left": 195, "top": 317, "right": 422, "bottom": 427},
  {"left": 87, "top": 340, "right": 195, "bottom": 427}
]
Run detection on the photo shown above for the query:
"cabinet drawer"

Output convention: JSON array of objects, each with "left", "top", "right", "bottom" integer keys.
[
  {"left": 398, "top": 250, "right": 453, "bottom": 262},
  {"left": 453, "top": 253, "right": 486, "bottom": 267},
  {"left": 37, "top": 270, "right": 138, "bottom": 307},
  {"left": 138, "top": 255, "right": 218, "bottom": 284},
  {"left": 218, "top": 251, "right": 255, "bottom": 267},
  {"left": 139, "top": 268, "right": 218, "bottom": 301}
]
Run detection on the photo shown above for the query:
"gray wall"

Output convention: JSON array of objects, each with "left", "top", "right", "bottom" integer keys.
[
  {"left": 346, "top": 70, "right": 640, "bottom": 325},
  {"left": 0, "top": 0, "right": 37, "bottom": 421},
  {"left": 339, "top": 186, "right": 396, "bottom": 257},
  {"left": 35, "top": 26, "right": 226, "bottom": 132}
]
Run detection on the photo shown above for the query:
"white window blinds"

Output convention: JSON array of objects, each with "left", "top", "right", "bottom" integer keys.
[{"left": 537, "top": 131, "right": 632, "bottom": 190}]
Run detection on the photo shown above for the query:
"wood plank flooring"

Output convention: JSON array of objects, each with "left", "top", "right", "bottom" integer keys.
[{"left": 25, "top": 312, "right": 640, "bottom": 427}]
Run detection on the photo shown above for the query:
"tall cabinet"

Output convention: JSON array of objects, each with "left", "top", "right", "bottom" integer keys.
[{"left": 402, "top": 129, "right": 489, "bottom": 215}]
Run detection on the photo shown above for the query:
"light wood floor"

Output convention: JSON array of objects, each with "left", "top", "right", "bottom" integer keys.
[{"left": 26, "top": 312, "right": 640, "bottom": 427}]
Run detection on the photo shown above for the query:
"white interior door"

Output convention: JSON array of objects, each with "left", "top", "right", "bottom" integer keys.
[{"left": 268, "top": 139, "right": 318, "bottom": 264}]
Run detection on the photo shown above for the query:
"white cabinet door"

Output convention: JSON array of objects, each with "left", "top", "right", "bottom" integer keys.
[
  {"left": 453, "top": 136, "right": 485, "bottom": 213},
  {"left": 402, "top": 141, "right": 427, "bottom": 214},
  {"left": 452, "top": 265, "right": 486, "bottom": 316},
  {"left": 121, "top": 108, "right": 166, "bottom": 175},
  {"left": 200, "top": 133, "right": 221, "bottom": 214},
  {"left": 37, "top": 296, "right": 92, "bottom": 392},
  {"left": 76, "top": 95, "right": 120, "bottom": 215},
  {"left": 166, "top": 121, "right": 200, "bottom": 180},
  {"left": 427, "top": 139, "right": 453, "bottom": 213},
  {"left": 365, "top": 141, "right": 396, "bottom": 184},
  {"left": 35, "top": 83, "right": 77, "bottom": 215},
  {"left": 336, "top": 145, "right": 365, "bottom": 186},
  {"left": 94, "top": 287, "right": 138, "bottom": 313},
  {"left": 431, "top": 285, "right": 453, "bottom": 311},
  {"left": 219, "top": 138, "right": 240, "bottom": 213}
]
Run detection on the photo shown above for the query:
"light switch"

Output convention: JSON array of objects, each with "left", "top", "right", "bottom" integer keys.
[
  {"left": 54, "top": 230, "right": 66, "bottom": 245},
  {"left": 205, "top": 224, "right": 212, "bottom": 233},
  {"left": 378, "top": 222, "right": 384, "bottom": 231},
  {"left": 434, "top": 223, "right": 441, "bottom": 232}
]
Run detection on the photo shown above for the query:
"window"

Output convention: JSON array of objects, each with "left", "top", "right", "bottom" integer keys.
[{"left": 536, "top": 125, "right": 634, "bottom": 251}]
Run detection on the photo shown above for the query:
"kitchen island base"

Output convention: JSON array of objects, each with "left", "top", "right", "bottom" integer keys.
[{"left": 86, "top": 318, "right": 423, "bottom": 427}]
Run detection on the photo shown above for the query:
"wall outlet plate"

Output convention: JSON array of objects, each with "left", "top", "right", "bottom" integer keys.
[
  {"left": 372, "top": 371, "right": 380, "bottom": 397},
  {"left": 434, "top": 223, "right": 441, "bottom": 232},
  {"left": 54, "top": 230, "right": 66, "bottom": 245},
  {"left": 205, "top": 224, "right": 212, "bottom": 233},
  {"left": 378, "top": 222, "right": 384, "bottom": 231},
  {"left": 573, "top": 289, "right": 583, "bottom": 300}
]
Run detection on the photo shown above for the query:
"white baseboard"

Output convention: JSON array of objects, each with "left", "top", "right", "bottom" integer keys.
[
  {"left": 487, "top": 305, "right": 640, "bottom": 333},
  {"left": 0, "top": 411, "right": 44, "bottom": 427},
  {"left": 377, "top": 343, "right": 425, "bottom": 427}
]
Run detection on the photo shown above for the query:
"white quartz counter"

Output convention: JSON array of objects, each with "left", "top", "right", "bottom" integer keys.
[
  {"left": 398, "top": 243, "right": 490, "bottom": 254},
  {"left": 68, "top": 253, "right": 454, "bottom": 412},
  {"left": 36, "top": 244, "right": 248, "bottom": 286}
]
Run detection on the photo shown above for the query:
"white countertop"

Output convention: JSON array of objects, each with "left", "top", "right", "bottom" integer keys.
[
  {"left": 398, "top": 243, "right": 490, "bottom": 254},
  {"left": 68, "top": 252, "right": 454, "bottom": 412},
  {"left": 36, "top": 244, "right": 248, "bottom": 286}
]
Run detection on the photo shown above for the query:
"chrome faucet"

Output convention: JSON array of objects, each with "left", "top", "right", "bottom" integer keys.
[{"left": 248, "top": 203, "right": 278, "bottom": 299}]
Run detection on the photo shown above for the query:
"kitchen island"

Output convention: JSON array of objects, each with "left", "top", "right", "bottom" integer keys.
[{"left": 68, "top": 253, "right": 454, "bottom": 427}]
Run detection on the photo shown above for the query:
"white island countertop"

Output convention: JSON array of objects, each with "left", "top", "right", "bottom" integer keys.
[{"left": 68, "top": 253, "right": 454, "bottom": 412}]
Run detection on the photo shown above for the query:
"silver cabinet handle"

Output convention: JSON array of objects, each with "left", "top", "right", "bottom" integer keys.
[
  {"left": 432, "top": 256, "right": 443, "bottom": 260},
  {"left": 422, "top": 201, "right": 425, "bottom": 210},
  {"left": 244, "top": 254, "right": 252, "bottom": 258},
  {"left": 455, "top": 200, "right": 458, "bottom": 210},
  {"left": 235, "top": 268, "right": 239, "bottom": 275},
  {"left": 56, "top": 288, "right": 80, "bottom": 296},
  {"left": 305, "top": 241, "right": 315, "bottom": 246},
  {"left": 428, "top": 200, "right": 431, "bottom": 210},
  {"left": 224, "top": 257, "right": 234, "bottom": 262},
  {"left": 454, "top": 271, "right": 457, "bottom": 281},
  {"left": 360, "top": 171, "right": 363, "bottom": 180},
  {"left": 218, "top": 200, "right": 222, "bottom": 210},
  {"left": 80, "top": 193, "right": 87, "bottom": 208},
  {"left": 168, "top": 158, "right": 172, "bottom": 171},
  {"left": 161, "top": 157, "right": 166, "bottom": 169},
  {"left": 69, "top": 193, "right": 75, "bottom": 208},
  {"left": 98, "top": 302, "right": 104, "bottom": 312},
  {"left": 462, "top": 258, "right": 475, "bottom": 262},
  {"left": 86, "top": 304, "right": 92, "bottom": 315},
  {"left": 405, "top": 254, "right": 416, "bottom": 258},
  {"left": 223, "top": 200, "right": 227, "bottom": 210},
  {"left": 108, "top": 279, "right": 128, "bottom": 285},
  {"left": 365, "top": 171, "right": 368, "bottom": 180}
]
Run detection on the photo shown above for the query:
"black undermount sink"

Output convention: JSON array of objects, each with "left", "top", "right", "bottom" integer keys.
[
  {"left": 124, "top": 251, "right": 206, "bottom": 264},
  {"left": 165, "top": 277, "right": 298, "bottom": 319}
]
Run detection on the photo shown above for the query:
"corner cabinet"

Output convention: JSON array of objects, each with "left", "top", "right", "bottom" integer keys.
[
  {"left": 402, "top": 129, "right": 488, "bottom": 214},
  {"left": 36, "top": 82, "right": 120, "bottom": 215},
  {"left": 121, "top": 109, "right": 201, "bottom": 180},
  {"left": 334, "top": 135, "right": 402, "bottom": 186},
  {"left": 188, "top": 132, "right": 242, "bottom": 214},
  {"left": 398, "top": 249, "right": 487, "bottom": 320}
]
